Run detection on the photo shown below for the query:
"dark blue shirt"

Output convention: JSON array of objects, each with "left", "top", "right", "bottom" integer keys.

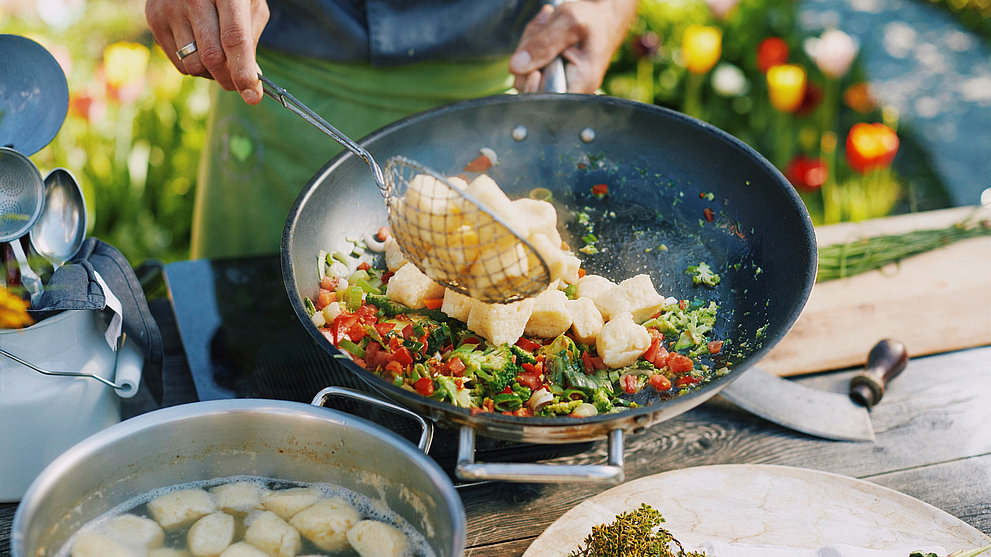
[{"left": 260, "top": 0, "right": 544, "bottom": 65}]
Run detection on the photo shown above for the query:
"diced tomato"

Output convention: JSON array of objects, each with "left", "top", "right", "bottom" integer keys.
[
  {"left": 464, "top": 154, "right": 493, "bottom": 172},
  {"left": 643, "top": 337, "right": 662, "bottom": 365},
  {"left": 316, "top": 288, "right": 335, "bottom": 309},
  {"left": 707, "top": 340, "right": 724, "bottom": 354},
  {"left": 674, "top": 375, "right": 701, "bottom": 388},
  {"left": 321, "top": 329, "right": 336, "bottom": 345},
  {"left": 514, "top": 337, "right": 542, "bottom": 352},
  {"left": 357, "top": 261, "right": 371, "bottom": 271},
  {"left": 621, "top": 373, "right": 640, "bottom": 394},
  {"left": 591, "top": 183, "right": 609, "bottom": 196},
  {"left": 666, "top": 353, "right": 694, "bottom": 373},
  {"left": 679, "top": 299, "right": 688, "bottom": 310},
  {"left": 385, "top": 360, "right": 403, "bottom": 376},
  {"left": 381, "top": 270, "right": 394, "bottom": 284},
  {"left": 388, "top": 336, "right": 402, "bottom": 352},
  {"left": 320, "top": 276, "right": 338, "bottom": 291},
  {"left": 577, "top": 268, "right": 586, "bottom": 278},
  {"left": 649, "top": 374, "right": 672, "bottom": 391},
  {"left": 423, "top": 297, "right": 444, "bottom": 310},
  {"left": 447, "top": 356, "right": 466, "bottom": 376},
  {"left": 373, "top": 322, "right": 395, "bottom": 336},
  {"left": 391, "top": 346, "right": 414, "bottom": 367},
  {"left": 581, "top": 351, "right": 606, "bottom": 372},
  {"left": 512, "top": 407, "right": 534, "bottom": 418},
  {"left": 377, "top": 226, "right": 391, "bottom": 241},
  {"left": 414, "top": 377, "right": 435, "bottom": 396},
  {"left": 517, "top": 371, "right": 542, "bottom": 391},
  {"left": 703, "top": 207, "right": 715, "bottom": 222},
  {"left": 365, "top": 342, "right": 387, "bottom": 369},
  {"left": 401, "top": 324, "right": 414, "bottom": 339},
  {"left": 461, "top": 336, "right": 480, "bottom": 346}
]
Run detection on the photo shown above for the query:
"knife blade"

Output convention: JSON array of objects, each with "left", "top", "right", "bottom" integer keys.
[{"left": 719, "top": 339, "right": 908, "bottom": 442}]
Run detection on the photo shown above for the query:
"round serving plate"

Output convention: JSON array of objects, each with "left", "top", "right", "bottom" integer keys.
[{"left": 525, "top": 464, "right": 991, "bottom": 556}]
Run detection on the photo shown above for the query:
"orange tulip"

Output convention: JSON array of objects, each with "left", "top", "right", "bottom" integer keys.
[
  {"left": 682, "top": 25, "right": 722, "bottom": 75},
  {"left": 766, "top": 64, "right": 807, "bottom": 113},
  {"left": 845, "top": 122, "right": 899, "bottom": 174}
]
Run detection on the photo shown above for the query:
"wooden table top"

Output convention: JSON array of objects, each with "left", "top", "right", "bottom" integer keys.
[{"left": 2, "top": 298, "right": 989, "bottom": 557}]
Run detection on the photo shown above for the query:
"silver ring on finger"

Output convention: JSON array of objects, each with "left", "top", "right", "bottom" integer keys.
[{"left": 176, "top": 41, "right": 197, "bottom": 60}]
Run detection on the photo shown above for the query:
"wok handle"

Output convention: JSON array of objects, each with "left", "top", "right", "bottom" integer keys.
[
  {"left": 455, "top": 427, "right": 625, "bottom": 484},
  {"left": 310, "top": 386, "right": 434, "bottom": 453}
]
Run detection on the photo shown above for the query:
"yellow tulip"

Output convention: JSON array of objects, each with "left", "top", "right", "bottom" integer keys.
[
  {"left": 103, "top": 41, "right": 150, "bottom": 90},
  {"left": 681, "top": 25, "right": 722, "bottom": 75},
  {"left": 766, "top": 64, "right": 807, "bottom": 113},
  {"left": 0, "top": 288, "right": 32, "bottom": 329}
]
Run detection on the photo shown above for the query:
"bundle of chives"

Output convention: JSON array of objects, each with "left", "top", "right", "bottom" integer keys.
[{"left": 817, "top": 216, "right": 991, "bottom": 283}]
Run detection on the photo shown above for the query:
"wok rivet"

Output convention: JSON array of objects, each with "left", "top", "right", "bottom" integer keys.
[
  {"left": 632, "top": 427, "right": 646, "bottom": 435},
  {"left": 580, "top": 127, "right": 596, "bottom": 143},
  {"left": 511, "top": 125, "right": 528, "bottom": 141},
  {"left": 634, "top": 415, "right": 650, "bottom": 425}
]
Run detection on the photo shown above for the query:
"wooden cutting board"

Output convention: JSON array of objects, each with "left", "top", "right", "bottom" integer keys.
[{"left": 760, "top": 206, "right": 991, "bottom": 376}]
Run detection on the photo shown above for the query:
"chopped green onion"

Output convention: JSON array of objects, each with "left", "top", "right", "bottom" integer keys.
[
  {"left": 303, "top": 297, "right": 317, "bottom": 317},
  {"left": 355, "top": 277, "right": 381, "bottom": 294},
  {"left": 338, "top": 338, "right": 365, "bottom": 359}
]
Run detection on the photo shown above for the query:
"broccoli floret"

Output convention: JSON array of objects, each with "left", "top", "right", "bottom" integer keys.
[
  {"left": 686, "top": 261, "right": 721, "bottom": 288},
  {"left": 646, "top": 301, "right": 718, "bottom": 352},
  {"left": 365, "top": 293, "right": 448, "bottom": 321},
  {"left": 510, "top": 343, "right": 537, "bottom": 365},
  {"left": 451, "top": 343, "right": 522, "bottom": 396},
  {"left": 539, "top": 399, "right": 583, "bottom": 416}
]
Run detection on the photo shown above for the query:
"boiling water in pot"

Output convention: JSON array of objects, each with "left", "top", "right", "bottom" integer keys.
[{"left": 55, "top": 475, "right": 435, "bottom": 557}]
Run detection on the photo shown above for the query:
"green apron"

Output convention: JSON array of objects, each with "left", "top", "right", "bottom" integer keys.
[{"left": 191, "top": 48, "right": 514, "bottom": 259}]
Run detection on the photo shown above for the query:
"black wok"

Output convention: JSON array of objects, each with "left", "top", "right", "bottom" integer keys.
[{"left": 283, "top": 93, "right": 816, "bottom": 481}]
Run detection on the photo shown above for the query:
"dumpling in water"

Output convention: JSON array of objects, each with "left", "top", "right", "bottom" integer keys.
[
  {"left": 346, "top": 519, "right": 409, "bottom": 557},
  {"left": 289, "top": 497, "right": 360, "bottom": 553}
]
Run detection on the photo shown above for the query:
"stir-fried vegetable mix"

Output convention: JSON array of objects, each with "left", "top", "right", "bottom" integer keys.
[{"left": 304, "top": 245, "right": 731, "bottom": 418}]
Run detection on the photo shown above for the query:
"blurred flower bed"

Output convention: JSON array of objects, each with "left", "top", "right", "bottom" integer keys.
[
  {"left": 2, "top": 0, "right": 957, "bottom": 267},
  {"left": 603, "top": 0, "right": 953, "bottom": 227},
  {"left": 2, "top": 0, "right": 208, "bottom": 265}
]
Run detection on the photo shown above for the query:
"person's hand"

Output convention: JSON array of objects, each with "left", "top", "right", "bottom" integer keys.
[
  {"left": 145, "top": 0, "right": 270, "bottom": 104},
  {"left": 509, "top": 0, "right": 638, "bottom": 94}
]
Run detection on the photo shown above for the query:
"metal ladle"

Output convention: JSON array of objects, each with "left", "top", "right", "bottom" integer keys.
[
  {"left": 30, "top": 168, "right": 87, "bottom": 272},
  {"left": 0, "top": 147, "right": 45, "bottom": 305}
]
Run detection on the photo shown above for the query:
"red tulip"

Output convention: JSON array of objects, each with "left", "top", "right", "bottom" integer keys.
[
  {"left": 845, "top": 123, "right": 899, "bottom": 174},
  {"left": 796, "top": 81, "right": 823, "bottom": 116},
  {"left": 785, "top": 155, "right": 828, "bottom": 191},
  {"left": 757, "top": 37, "right": 789, "bottom": 73}
]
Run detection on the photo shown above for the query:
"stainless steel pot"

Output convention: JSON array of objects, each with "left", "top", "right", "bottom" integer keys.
[{"left": 12, "top": 392, "right": 465, "bottom": 557}]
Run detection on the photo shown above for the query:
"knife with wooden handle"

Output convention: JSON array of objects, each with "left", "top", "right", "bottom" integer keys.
[{"left": 719, "top": 339, "right": 908, "bottom": 442}]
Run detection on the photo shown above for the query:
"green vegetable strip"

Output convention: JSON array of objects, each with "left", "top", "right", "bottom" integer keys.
[{"left": 817, "top": 218, "right": 991, "bottom": 282}]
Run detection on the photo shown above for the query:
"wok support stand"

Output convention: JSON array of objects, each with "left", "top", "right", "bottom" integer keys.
[{"left": 455, "top": 427, "right": 625, "bottom": 484}]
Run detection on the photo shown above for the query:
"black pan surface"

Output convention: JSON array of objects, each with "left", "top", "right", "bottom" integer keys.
[{"left": 283, "top": 93, "right": 816, "bottom": 443}]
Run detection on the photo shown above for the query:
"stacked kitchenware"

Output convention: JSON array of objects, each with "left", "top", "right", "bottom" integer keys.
[{"left": 0, "top": 34, "right": 144, "bottom": 501}]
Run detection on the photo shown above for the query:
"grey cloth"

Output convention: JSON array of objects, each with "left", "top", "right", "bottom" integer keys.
[
  {"left": 28, "top": 238, "right": 163, "bottom": 402},
  {"left": 260, "top": 0, "right": 542, "bottom": 65}
]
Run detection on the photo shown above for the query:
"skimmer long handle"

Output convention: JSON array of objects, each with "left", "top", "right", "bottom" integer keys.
[{"left": 258, "top": 74, "right": 386, "bottom": 192}]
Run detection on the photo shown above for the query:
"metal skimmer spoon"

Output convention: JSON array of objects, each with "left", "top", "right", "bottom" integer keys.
[
  {"left": 0, "top": 147, "right": 46, "bottom": 305},
  {"left": 258, "top": 75, "right": 550, "bottom": 303}
]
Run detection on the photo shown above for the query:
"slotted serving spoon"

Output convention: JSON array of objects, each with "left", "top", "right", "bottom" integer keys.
[
  {"left": 259, "top": 75, "right": 550, "bottom": 303},
  {"left": 0, "top": 147, "right": 46, "bottom": 305}
]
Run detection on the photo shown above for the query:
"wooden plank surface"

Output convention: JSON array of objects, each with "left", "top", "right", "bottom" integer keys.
[
  {"left": 761, "top": 206, "right": 991, "bottom": 376},
  {"left": 459, "top": 345, "right": 991, "bottom": 556}
]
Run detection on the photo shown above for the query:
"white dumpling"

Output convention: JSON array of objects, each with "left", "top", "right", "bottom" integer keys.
[
  {"left": 288, "top": 497, "right": 360, "bottom": 552},
  {"left": 70, "top": 532, "right": 141, "bottom": 557},
  {"left": 260, "top": 487, "right": 322, "bottom": 521},
  {"left": 217, "top": 542, "right": 269, "bottom": 557},
  {"left": 187, "top": 511, "right": 235, "bottom": 557},
  {"left": 103, "top": 513, "right": 165, "bottom": 549},
  {"left": 242, "top": 510, "right": 302, "bottom": 557},
  {"left": 147, "top": 488, "right": 217, "bottom": 530},
  {"left": 210, "top": 482, "right": 267, "bottom": 515},
  {"left": 346, "top": 520, "right": 409, "bottom": 557}
]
